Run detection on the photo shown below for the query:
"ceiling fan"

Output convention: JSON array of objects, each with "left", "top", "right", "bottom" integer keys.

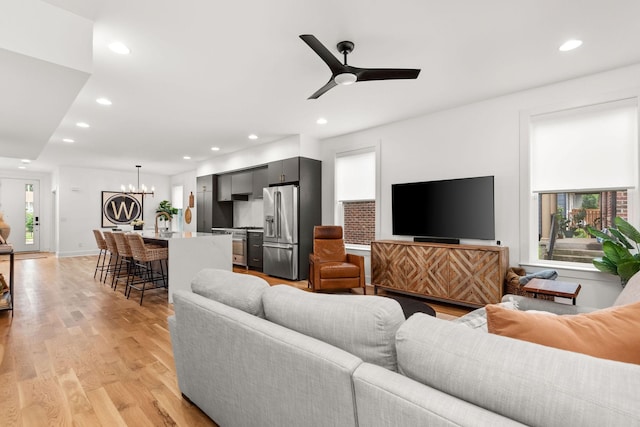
[{"left": 299, "top": 34, "right": 421, "bottom": 99}]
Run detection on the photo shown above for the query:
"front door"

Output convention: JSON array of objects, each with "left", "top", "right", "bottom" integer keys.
[{"left": 0, "top": 178, "right": 40, "bottom": 252}]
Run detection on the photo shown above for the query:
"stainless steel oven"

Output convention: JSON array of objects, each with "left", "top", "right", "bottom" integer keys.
[
  {"left": 231, "top": 229, "right": 247, "bottom": 267},
  {"left": 212, "top": 227, "right": 263, "bottom": 268}
]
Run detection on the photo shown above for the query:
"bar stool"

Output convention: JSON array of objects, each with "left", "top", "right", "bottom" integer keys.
[
  {"left": 102, "top": 232, "right": 121, "bottom": 286},
  {"left": 112, "top": 232, "right": 135, "bottom": 293},
  {"left": 126, "top": 233, "right": 168, "bottom": 305},
  {"left": 92, "top": 230, "right": 108, "bottom": 281}
]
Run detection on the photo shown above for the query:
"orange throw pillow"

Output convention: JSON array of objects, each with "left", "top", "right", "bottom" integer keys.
[{"left": 486, "top": 301, "right": 640, "bottom": 364}]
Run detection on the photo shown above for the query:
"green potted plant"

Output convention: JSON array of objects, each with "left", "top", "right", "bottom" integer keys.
[
  {"left": 156, "top": 200, "right": 178, "bottom": 218},
  {"left": 587, "top": 217, "right": 640, "bottom": 287}
]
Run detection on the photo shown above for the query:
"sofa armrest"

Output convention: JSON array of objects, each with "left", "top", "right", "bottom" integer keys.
[{"left": 502, "top": 294, "right": 597, "bottom": 315}]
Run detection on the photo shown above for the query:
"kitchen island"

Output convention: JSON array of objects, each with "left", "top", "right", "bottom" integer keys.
[{"left": 136, "top": 231, "right": 232, "bottom": 302}]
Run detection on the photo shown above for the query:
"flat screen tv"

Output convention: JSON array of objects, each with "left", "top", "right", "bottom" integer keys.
[{"left": 392, "top": 176, "right": 495, "bottom": 241}]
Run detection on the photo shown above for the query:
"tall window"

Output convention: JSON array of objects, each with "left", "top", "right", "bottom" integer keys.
[
  {"left": 529, "top": 98, "right": 638, "bottom": 265},
  {"left": 25, "top": 184, "right": 34, "bottom": 245},
  {"left": 335, "top": 150, "right": 376, "bottom": 246}
]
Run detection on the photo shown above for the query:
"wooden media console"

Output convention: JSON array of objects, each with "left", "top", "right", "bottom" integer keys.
[{"left": 371, "top": 240, "right": 509, "bottom": 308}]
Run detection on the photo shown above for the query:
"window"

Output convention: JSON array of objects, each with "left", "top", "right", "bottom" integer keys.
[
  {"left": 538, "top": 190, "right": 626, "bottom": 263},
  {"left": 526, "top": 97, "right": 638, "bottom": 266},
  {"left": 25, "top": 184, "right": 34, "bottom": 245},
  {"left": 335, "top": 150, "right": 376, "bottom": 246}
]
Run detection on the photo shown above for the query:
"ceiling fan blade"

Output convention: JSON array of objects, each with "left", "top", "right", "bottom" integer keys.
[
  {"left": 308, "top": 78, "right": 338, "bottom": 99},
  {"left": 356, "top": 68, "right": 421, "bottom": 82},
  {"left": 299, "top": 34, "right": 344, "bottom": 74}
]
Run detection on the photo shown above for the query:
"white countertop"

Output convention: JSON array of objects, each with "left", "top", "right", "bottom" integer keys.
[{"left": 136, "top": 230, "right": 222, "bottom": 240}]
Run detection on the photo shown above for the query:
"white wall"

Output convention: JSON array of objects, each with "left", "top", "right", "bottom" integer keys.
[
  {"left": 170, "top": 169, "right": 197, "bottom": 233},
  {"left": 197, "top": 134, "right": 320, "bottom": 176},
  {"left": 320, "top": 63, "right": 640, "bottom": 308},
  {"left": 56, "top": 166, "right": 171, "bottom": 256}
]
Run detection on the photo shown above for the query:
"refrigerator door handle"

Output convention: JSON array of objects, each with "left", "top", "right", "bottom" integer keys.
[
  {"left": 263, "top": 242, "right": 294, "bottom": 250},
  {"left": 276, "top": 190, "right": 281, "bottom": 239}
]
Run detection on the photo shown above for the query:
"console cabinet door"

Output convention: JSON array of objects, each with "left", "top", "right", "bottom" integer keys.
[
  {"left": 371, "top": 242, "right": 407, "bottom": 291},
  {"left": 405, "top": 245, "right": 449, "bottom": 298},
  {"left": 448, "top": 249, "right": 502, "bottom": 306}
]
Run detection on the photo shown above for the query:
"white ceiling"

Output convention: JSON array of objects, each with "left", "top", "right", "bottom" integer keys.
[{"left": 2, "top": 0, "right": 640, "bottom": 175}]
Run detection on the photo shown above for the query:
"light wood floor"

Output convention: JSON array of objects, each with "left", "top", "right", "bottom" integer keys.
[
  {"left": 0, "top": 254, "right": 471, "bottom": 426},
  {"left": 0, "top": 254, "right": 216, "bottom": 427}
]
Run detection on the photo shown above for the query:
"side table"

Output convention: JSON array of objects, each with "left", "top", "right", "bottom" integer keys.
[
  {"left": 522, "top": 278, "right": 581, "bottom": 305},
  {"left": 0, "top": 247, "right": 14, "bottom": 316}
]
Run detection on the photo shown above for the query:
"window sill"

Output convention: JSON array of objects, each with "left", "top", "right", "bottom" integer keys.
[
  {"left": 519, "top": 260, "right": 617, "bottom": 282},
  {"left": 345, "top": 244, "right": 371, "bottom": 252}
]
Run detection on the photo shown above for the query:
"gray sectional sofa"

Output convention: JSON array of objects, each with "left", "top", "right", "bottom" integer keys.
[{"left": 168, "top": 269, "right": 640, "bottom": 427}]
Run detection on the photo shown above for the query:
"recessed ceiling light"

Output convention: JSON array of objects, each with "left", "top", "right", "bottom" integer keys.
[
  {"left": 559, "top": 39, "right": 583, "bottom": 52},
  {"left": 248, "top": 134, "right": 258, "bottom": 140},
  {"left": 18, "top": 166, "right": 26, "bottom": 170},
  {"left": 316, "top": 117, "right": 328, "bottom": 125},
  {"left": 109, "top": 42, "right": 130, "bottom": 55},
  {"left": 96, "top": 97, "right": 112, "bottom": 106},
  {"left": 21, "top": 159, "right": 31, "bottom": 164},
  {"left": 183, "top": 156, "right": 191, "bottom": 160},
  {"left": 76, "top": 122, "right": 90, "bottom": 128},
  {"left": 63, "top": 138, "right": 75, "bottom": 143},
  {"left": 211, "top": 147, "right": 220, "bottom": 151}
]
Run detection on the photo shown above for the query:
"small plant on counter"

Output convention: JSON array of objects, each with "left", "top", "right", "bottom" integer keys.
[{"left": 156, "top": 200, "right": 178, "bottom": 219}]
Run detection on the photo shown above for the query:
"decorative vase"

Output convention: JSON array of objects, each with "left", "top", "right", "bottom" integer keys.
[{"left": 0, "top": 213, "right": 10, "bottom": 241}]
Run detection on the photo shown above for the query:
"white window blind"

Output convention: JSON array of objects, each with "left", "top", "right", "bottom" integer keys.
[
  {"left": 530, "top": 98, "right": 638, "bottom": 193},
  {"left": 335, "top": 151, "right": 375, "bottom": 201}
]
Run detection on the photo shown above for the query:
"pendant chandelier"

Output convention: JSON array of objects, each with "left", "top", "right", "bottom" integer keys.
[{"left": 121, "top": 165, "right": 154, "bottom": 197}]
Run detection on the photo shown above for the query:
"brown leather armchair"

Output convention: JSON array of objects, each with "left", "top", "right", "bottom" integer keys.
[{"left": 308, "top": 225, "right": 366, "bottom": 294}]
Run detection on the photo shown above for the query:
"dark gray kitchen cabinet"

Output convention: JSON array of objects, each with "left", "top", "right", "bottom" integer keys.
[
  {"left": 247, "top": 231, "right": 263, "bottom": 271},
  {"left": 231, "top": 171, "right": 253, "bottom": 195},
  {"left": 197, "top": 174, "right": 232, "bottom": 231},
  {"left": 268, "top": 157, "right": 299, "bottom": 185},
  {"left": 252, "top": 167, "right": 268, "bottom": 198},
  {"left": 196, "top": 175, "right": 213, "bottom": 232},
  {"left": 218, "top": 174, "right": 232, "bottom": 201}
]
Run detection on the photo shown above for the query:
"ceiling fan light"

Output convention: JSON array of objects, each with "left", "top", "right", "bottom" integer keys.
[{"left": 335, "top": 73, "right": 357, "bottom": 85}]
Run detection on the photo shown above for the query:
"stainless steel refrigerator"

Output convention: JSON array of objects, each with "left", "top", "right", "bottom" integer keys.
[{"left": 263, "top": 185, "right": 298, "bottom": 280}]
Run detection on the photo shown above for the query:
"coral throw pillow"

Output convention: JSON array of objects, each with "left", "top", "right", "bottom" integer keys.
[{"left": 486, "top": 301, "right": 640, "bottom": 364}]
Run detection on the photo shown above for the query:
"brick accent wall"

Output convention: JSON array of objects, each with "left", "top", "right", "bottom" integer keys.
[
  {"left": 601, "top": 190, "right": 628, "bottom": 228},
  {"left": 343, "top": 201, "right": 375, "bottom": 245}
]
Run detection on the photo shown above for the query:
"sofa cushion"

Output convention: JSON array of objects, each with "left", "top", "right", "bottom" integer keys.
[
  {"left": 454, "top": 299, "right": 519, "bottom": 331},
  {"left": 613, "top": 271, "right": 640, "bottom": 306},
  {"left": 486, "top": 300, "right": 640, "bottom": 364},
  {"left": 190, "top": 268, "right": 269, "bottom": 317},
  {"left": 262, "top": 285, "right": 405, "bottom": 371},
  {"left": 396, "top": 313, "right": 640, "bottom": 426}
]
